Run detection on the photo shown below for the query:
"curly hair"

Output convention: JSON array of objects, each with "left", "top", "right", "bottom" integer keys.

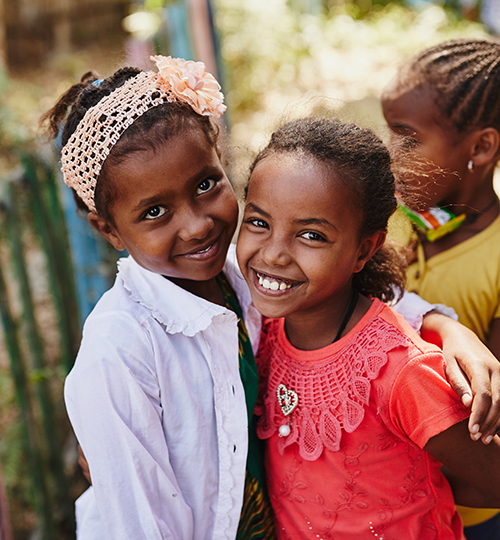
[
  {"left": 41, "top": 67, "right": 220, "bottom": 222},
  {"left": 250, "top": 117, "right": 406, "bottom": 303}
]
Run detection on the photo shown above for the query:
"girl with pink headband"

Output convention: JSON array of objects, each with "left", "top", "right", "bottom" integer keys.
[{"left": 42, "top": 56, "right": 500, "bottom": 539}]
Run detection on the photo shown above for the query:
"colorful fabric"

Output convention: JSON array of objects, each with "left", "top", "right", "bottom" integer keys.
[
  {"left": 256, "top": 300, "right": 469, "bottom": 539},
  {"left": 217, "top": 273, "right": 276, "bottom": 540}
]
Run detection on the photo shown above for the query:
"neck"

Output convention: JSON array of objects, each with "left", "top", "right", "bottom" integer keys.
[
  {"left": 283, "top": 289, "right": 372, "bottom": 351},
  {"left": 443, "top": 163, "right": 495, "bottom": 211},
  {"left": 168, "top": 275, "right": 225, "bottom": 306}
]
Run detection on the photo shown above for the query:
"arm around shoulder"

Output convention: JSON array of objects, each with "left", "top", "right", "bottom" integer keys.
[{"left": 421, "top": 311, "right": 500, "bottom": 442}]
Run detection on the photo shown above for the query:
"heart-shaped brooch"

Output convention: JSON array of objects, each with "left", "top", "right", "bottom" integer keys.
[{"left": 277, "top": 384, "right": 299, "bottom": 416}]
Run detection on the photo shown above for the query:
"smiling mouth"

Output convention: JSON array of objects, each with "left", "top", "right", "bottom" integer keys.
[
  {"left": 182, "top": 235, "right": 221, "bottom": 258},
  {"left": 255, "top": 271, "right": 301, "bottom": 291},
  {"left": 193, "top": 243, "right": 214, "bottom": 254}
]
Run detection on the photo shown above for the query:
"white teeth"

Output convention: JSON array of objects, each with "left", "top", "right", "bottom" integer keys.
[{"left": 257, "top": 273, "right": 293, "bottom": 291}]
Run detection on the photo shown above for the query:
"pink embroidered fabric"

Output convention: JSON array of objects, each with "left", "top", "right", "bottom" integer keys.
[
  {"left": 256, "top": 300, "right": 469, "bottom": 540},
  {"left": 257, "top": 308, "right": 409, "bottom": 461}
]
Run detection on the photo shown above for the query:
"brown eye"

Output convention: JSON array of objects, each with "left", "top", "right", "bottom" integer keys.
[
  {"left": 197, "top": 179, "right": 216, "bottom": 195},
  {"left": 248, "top": 218, "right": 268, "bottom": 229},
  {"left": 300, "top": 231, "right": 326, "bottom": 242},
  {"left": 145, "top": 206, "right": 167, "bottom": 220}
]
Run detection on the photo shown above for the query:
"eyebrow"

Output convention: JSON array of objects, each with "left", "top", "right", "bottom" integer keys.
[
  {"left": 245, "top": 202, "right": 270, "bottom": 218},
  {"left": 133, "top": 194, "right": 168, "bottom": 213},
  {"left": 245, "top": 202, "right": 337, "bottom": 230},
  {"left": 295, "top": 217, "right": 336, "bottom": 230},
  {"left": 133, "top": 164, "right": 223, "bottom": 212}
]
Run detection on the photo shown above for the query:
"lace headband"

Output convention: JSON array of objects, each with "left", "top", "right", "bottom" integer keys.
[{"left": 61, "top": 55, "right": 226, "bottom": 212}]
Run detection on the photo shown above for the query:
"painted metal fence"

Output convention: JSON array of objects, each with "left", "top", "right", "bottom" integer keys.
[{"left": 0, "top": 152, "right": 111, "bottom": 539}]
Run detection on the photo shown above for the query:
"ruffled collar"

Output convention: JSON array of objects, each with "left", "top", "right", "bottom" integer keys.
[
  {"left": 256, "top": 300, "right": 410, "bottom": 460},
  {"left": 117, "top": 253, "right": 240, "bottom": 337}
]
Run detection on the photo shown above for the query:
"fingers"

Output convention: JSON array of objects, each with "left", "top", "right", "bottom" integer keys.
[
  {"left": 78, "top": 444, "right": 92, "bottom": 485},
  {"left": 445, "top": 357, "right": 500, "bottom": 442},
  {"left": 468, "top": 386, "right": 491, "bottom": 442},
  {"left": 470, "top": 369, "right": 500, "bottom": 444},
  {"left": 445, "top": 357, "right": 473, "bottom": 408}
]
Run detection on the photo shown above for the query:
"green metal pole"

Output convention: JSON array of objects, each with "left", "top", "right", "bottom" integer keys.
[{"left": 42, "top": 161, "right": 81, "bottom": 361}]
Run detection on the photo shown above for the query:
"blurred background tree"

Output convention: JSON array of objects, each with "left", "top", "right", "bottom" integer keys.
[{"left": 0, "top": 0, "right": 492, "bottom": 538}]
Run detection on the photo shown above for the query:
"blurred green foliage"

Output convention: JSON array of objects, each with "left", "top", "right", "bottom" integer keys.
[{"left": 213, "top": 0, "right": 487, "bottom": 154}]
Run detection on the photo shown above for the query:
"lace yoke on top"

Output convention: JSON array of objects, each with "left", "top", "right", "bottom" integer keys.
[{"left": 256, "top": 316, "right": 411, "bottom": 461}]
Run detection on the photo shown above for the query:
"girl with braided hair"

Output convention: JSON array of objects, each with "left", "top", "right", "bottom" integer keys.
[{"left": 382, "top": 38, "right": 500, "bottom": 539}]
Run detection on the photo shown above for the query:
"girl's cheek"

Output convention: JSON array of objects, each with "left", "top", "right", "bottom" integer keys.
[{"left": 236, "top": 232, "right": 251, "bottom": 270}]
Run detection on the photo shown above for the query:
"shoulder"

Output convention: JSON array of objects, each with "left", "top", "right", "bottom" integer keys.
[
  {"left": 81, "top": 269, "right": 159, "bottom": 349},
  {"left": 364, "top": 303, "right": 449, "bottom": 400},
  {"left": 378, "top": 302, "right": 442, "bottom": 356},
  {"left": 224, "top": 244, "right": 263, "bottom": 350},
  {"left": 374, "top": 305, "right": 468, "bottom": 443},
  {"left": 70, "top": 263, "right": 176, "bottom": 382},
  {"left": 223, "top": 244, "right": 252, "bottom": 311}
]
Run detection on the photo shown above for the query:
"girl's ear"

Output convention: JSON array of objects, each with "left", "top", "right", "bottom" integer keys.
[
  {"left": 87, "top": 212, "right": 126, "bottom": 251},
  {"left": 470, "top": 127, "right": 500, "bottom": 168},
  {"left": 354, "top": 231, "right": 387, "bottom": 274}
]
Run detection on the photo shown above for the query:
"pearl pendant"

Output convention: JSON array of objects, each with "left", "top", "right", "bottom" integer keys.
[{"left": 279, "top": 424, "right": 291, "bottom": 437}]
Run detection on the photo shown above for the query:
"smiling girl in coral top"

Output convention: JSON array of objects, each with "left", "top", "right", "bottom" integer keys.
[{"left": 236, "top": 117, "right": 500, "bottom": 539}]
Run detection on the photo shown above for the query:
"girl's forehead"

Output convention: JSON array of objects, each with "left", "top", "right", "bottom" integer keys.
[{"left": 248, "top": 152, "right": 358, "bottom": 210}]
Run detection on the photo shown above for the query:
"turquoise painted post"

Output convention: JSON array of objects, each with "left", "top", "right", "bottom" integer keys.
[
  {"left": 53, "top": 128, "right": 115, "bottom": 326},
  {"left": 59, "top": 176, "right": 116, "bottom": 323},
  {"left": 162, "top": 0, "right": 194, "bottom": 59}
]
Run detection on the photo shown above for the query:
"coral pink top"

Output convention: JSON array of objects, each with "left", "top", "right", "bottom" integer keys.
[{"left": 256, "top": 299, "right": 469, "bottom": 540}]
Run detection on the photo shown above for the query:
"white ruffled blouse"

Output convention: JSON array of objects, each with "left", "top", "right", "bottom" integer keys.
[{"left": 65, "top": 247, "right": 261, "bottom": 540}]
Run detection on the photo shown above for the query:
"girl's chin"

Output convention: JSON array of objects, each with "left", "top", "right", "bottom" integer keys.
[{"left": 249, "top": 296, "right": 289, "bottom": 320}]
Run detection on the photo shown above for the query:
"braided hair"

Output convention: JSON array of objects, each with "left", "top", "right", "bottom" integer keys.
[
  {"left": 398, "top": 38, "right": 500, "bottom": 133},
  {"left": 41, "top": 68, "right": 220, "bottom": 222},
  {"left": 250, "top": 118, "right": 406, "bottom": 303}
]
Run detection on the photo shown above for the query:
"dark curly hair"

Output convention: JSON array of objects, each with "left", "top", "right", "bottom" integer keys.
[
  {"left": 394, "top": 38, "right": 500, "bottom": 133},
  {"left": 41, "top": 67, "right": 220, "bottom": 223},
  {"left": 249, "top": 117, "right": 406, "bottom": 303}
]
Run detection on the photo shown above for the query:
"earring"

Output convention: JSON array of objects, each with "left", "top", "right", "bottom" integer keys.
[{"left": 468, "top": 159, "right": 474, "bottom": 172}]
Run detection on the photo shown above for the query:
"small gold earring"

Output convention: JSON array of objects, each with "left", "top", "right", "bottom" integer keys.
[{"left": 468, "top": 159, "right": 474, "bottom": 172}]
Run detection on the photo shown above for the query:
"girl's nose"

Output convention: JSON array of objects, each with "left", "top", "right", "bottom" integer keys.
[
  {"left": 178, "top": 208, "right": 214, "bottom": 241},
  {"left": 261, "top": 235, "right": 291, "bottom": 267}
]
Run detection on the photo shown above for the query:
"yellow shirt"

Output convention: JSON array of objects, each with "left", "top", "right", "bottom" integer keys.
[
  {"left": 405, "top": 212, "right": 500, "bottom": 343},
  {"left": 395, "top": 210, "right": 500, "bottom": 526}
]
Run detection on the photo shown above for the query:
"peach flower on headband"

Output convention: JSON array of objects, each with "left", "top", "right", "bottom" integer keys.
[{"left": 151, "top": 55, "right": 226, "bottom": 117}]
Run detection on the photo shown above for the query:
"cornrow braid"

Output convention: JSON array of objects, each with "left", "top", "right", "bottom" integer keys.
[{"left": 403, "top": 38, "right": 500, "bottom": 132}]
